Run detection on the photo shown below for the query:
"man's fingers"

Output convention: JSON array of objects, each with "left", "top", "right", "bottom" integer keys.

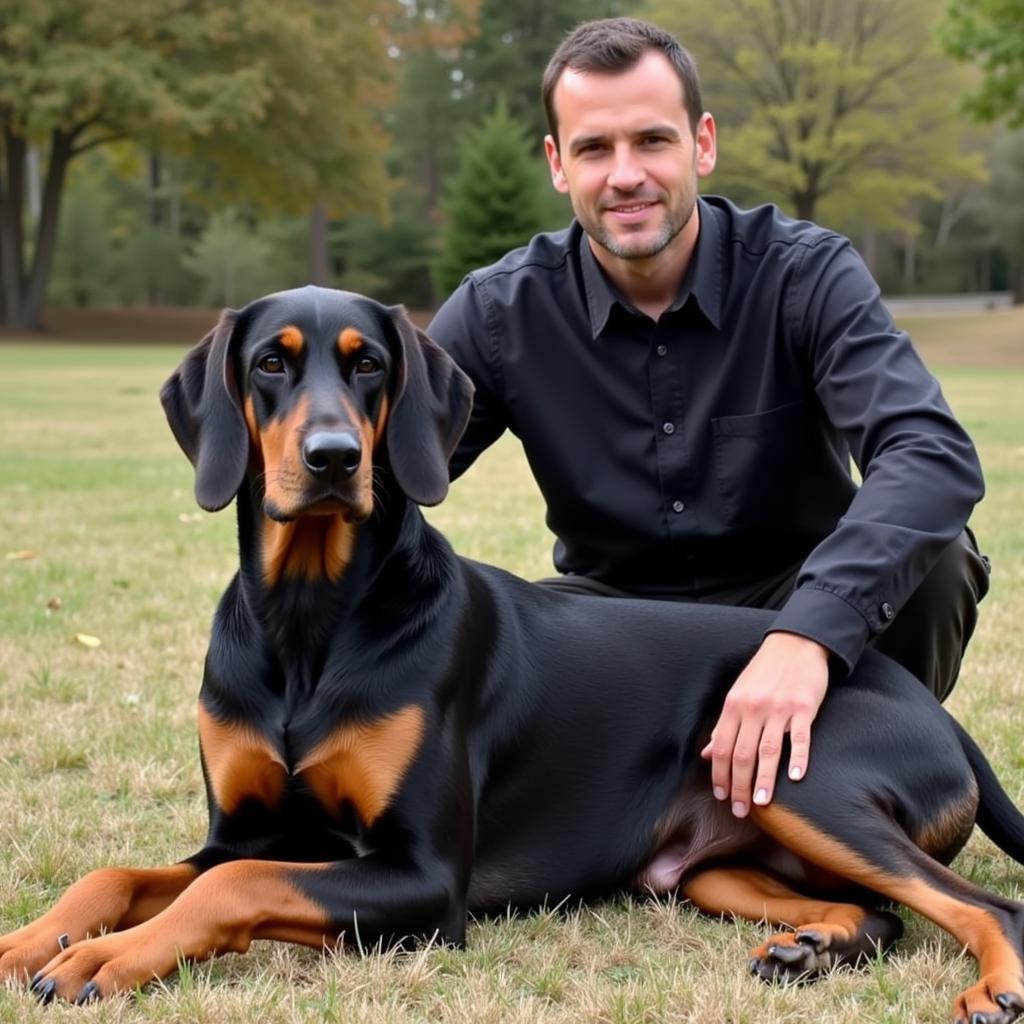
[
  {"left": 703, "top": 712, "right": 741, "bottom": 802},
  {"left": 728, "top": 718, "right": 764, "bottom": 817},
  {"left": 787, "top": 713, "right": 813, "bottom": 783},
  {"left": 751, "top": 716, "right": 788, "bottom": 808}
]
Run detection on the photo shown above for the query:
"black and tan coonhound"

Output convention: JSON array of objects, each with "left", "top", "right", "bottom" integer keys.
[{"left": 2, "top": 286, "right": 1022, "bottom": 1024}]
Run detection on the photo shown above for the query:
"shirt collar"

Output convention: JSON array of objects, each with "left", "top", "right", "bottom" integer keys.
[{"left": 579, "top": 196, "right": 723, "bottom": 339}]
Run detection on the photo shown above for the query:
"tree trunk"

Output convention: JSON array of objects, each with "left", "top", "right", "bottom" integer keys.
[
  {"left": 903, "top": 231, "right": 916, "bottom": 290},
  {"left": 13, "top": 129, "right": 72, "bottom": 331},
  {"left": 148, "top": 151, "right": 163, "bottom": 304},
  {"left": 308, "top": 203, "right": 330, "bottom": 285},
  {"left": 0, "top": 127, "right": 27, "bottom": 326}
]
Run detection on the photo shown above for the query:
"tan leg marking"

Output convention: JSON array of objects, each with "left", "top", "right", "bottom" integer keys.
[
  {"left": 30, "top": 861, "right": 334, "bottom": 1000},
  {"left": 0, "top": 864, "right": 198, "bottom": 982},
  {"left": 197, "top": 704, "right": 286, "bottom": 814},
  {"left": 683, "top": 865, "right": 867, "bottom": 935},
  {"left": 755, "top": 804, "right": 1024, "bottom": 1017},
  {"left": 296, "top": 705, "right": 425, "bottom": 826}
]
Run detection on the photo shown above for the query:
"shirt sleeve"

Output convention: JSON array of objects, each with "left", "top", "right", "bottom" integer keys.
[
  {"left": 427, "top": 276, "right": 509, "bottom": 480},
  {"left": 767, "top": 236, "right": 985, "bottom": 672}
]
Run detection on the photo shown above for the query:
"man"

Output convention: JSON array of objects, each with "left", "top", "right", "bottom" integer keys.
[{"left": 427, "top": 18, "right": 989, "bottom": 820}]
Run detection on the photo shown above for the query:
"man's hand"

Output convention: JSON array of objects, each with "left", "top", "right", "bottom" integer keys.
[{"left": 699, "top": 631, "right": 829, "bottom": 817}]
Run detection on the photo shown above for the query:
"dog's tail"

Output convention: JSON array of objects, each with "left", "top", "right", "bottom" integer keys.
[{"left": 953, "top": 717, "right": 1024, "bottom": 863}]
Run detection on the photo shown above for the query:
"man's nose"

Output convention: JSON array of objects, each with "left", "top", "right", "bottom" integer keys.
[{"left": 607, "top": 145, "right": 646, "bottom": 192}]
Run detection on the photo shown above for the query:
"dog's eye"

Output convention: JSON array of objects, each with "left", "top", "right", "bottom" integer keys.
[
  {"left": 257, "top": 355, "right": 285, "bottom": 375},
  {"left": 355, "top": 356, "right": 382, "bottom": 375}
]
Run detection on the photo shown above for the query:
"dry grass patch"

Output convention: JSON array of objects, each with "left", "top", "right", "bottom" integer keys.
[{"left": 0, "top": 341, "right": 1022, "bottom": 1023}]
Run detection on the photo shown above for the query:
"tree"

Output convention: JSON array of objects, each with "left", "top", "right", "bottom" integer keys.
[
  {"left": 986, "top": 130, "right": 1024, "bottom": 301},
  {"left": 942, "top": 0, "right": 1024, "bottom": 125},
  {"left": 459, "top": 0, "right": 629, "bottom": 142},
  {"left": 0, "top": 0, "right": 390, "bottom": 331},
  {"left": 645, "top": 0, "right": 984, "bottom": 231},
  {"left": 436, "top": 100, "right": 546, "bottom": 294}
]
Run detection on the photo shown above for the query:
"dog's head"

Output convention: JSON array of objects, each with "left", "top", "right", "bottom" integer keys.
[{"left": 160, "top": 286, "right": 474, "bottom": 521}]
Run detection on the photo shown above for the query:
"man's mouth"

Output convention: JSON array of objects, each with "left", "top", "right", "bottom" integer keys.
[{"left": 605, "top": 200, "right": 658, "bottom": 222}]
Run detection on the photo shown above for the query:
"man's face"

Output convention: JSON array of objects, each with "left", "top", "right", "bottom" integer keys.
[{"left": 544, "top": 52, "right": 716, "bottom": 265}]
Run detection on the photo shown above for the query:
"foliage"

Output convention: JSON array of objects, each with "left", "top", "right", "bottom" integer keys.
[
  {"left": 48, "top": 171, "right": 116, "bottom": 308},
  {"left": 459, "top": 0, "right": 630, "bottom": 140},
  {"left": 986, "top": 130, "right": 1024, "bottom": 299},
  {"left": 337, "top": 187, "right": 442, "bottom": 308},
  {"left": 942, "top": 0, "right": 1024, "bottom": 125},
  {"left": 435, "top": 100, "right": 546, "bottom": 295},
  {"left": 0, "top": 0, "right": 392, "bottom": 329},
  {"left": 183, "top": 209, "right": 303, "bottom": 308},
  {"left": 645, "top": 0, "right": 985, "bottom": 231}
]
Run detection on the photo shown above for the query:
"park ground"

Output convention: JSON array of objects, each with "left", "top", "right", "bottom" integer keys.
[{"left": 0, "top": 308, "right": 1022, "bottom": 1023}]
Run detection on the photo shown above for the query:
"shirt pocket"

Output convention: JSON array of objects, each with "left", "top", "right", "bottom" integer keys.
[{"left": 711, "top": 400, "right": 806, "bottom": 530}]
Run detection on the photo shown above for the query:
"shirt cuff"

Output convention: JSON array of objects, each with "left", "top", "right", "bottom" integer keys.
[{"left": 766, "top": 585, "right": 872, "bottom": 675}]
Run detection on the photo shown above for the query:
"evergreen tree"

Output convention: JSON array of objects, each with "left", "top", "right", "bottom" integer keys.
[{"left": 436, "top": 100, "right": 546, "bottom": 296}]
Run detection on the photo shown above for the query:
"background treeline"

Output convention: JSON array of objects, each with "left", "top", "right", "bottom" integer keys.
[{"left": 2, "top": 0, "right": 1023, "bottom": 330}]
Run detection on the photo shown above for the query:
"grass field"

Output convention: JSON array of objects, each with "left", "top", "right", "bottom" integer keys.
[{"left": 0, "top": 310, "right": 1022, "bottom": 1023}]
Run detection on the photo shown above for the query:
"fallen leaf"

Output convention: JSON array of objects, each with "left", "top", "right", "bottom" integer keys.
[
  {"left": 72, "top": 633, "right": 101, "bottom": 648},
  {"left": 178, "top": 513, "right": 202, "bottom": 524},
  {"left": 47, "top": 597, "right": 62, "bottom": 611},
  {"left": 6, "top": 550, "right": 38, "bottom": 561}
]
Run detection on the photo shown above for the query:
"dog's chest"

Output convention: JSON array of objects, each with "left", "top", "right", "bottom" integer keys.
[{"left": 197, "top": 703, "right": 424, "bottom": 827}]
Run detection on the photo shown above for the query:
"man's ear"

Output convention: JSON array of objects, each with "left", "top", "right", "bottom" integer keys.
[
  {"left": 159, "top": 309, "right": 249, "bottom": 511},
  {"left": 385, "top": 306, "right": 474, "bottom": 506}
]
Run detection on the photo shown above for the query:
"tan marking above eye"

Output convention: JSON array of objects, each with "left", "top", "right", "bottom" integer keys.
[
  {"left": 338, "top": 327, "right": 364, "bottom": 358},
  {"left": 295, "top": 705, "right": 425, "bottom": 827},
  {"left": 198, "top": 705, "right": 287, "bottom": 815},
  {"left": 279, "top": 326, "right": 304, "bottom": 355}
]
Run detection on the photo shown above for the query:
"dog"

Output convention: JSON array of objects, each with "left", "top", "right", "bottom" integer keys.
[{"left": 1, "top": 286, "right": 1022, "bottom": 1024}]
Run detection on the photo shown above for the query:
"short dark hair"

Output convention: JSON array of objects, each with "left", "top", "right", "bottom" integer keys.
[{"left": 542, "top": 18, "right": 703, "bottom": 146}]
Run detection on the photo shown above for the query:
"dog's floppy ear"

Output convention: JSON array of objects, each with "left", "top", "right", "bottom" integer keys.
[
  {"left": 159, "top": 309, "right": 249, "bottom": 512},
  {"left": 385, "top": 306, "right": 474, "bottom": 506}
]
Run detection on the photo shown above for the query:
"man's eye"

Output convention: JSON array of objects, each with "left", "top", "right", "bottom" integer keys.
[
  {"left": 258, "top": 355, "right": 285, "bottom": 374},
  {"left": 355, "top": 356, "right": 381, "bottom": 375}
]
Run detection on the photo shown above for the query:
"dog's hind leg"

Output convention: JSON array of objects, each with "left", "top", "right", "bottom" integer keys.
[
  {"left": 681, "top": 865, "right": 902, "bottom": 979},
  {"left": 753, "top": 802, "right": 1024, "bottom": 1024}
]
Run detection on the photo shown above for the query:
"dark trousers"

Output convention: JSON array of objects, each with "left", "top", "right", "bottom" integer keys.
[{"left": 537, "top": 529, "right": 990, "bottom": 702}]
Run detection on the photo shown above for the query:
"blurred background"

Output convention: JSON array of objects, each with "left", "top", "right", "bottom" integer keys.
[{"left": 1, "top": 0, "right": 1022, "bottom": 339}]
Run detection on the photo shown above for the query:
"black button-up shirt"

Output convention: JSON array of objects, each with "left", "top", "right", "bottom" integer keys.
[{"left": 427, "top": 196, "right": 984, "bottom": 672}]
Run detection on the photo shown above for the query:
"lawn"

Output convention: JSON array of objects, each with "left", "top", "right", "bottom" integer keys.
[{"left": 0, "top": 310, "right": 1022, "bottom": 1023}]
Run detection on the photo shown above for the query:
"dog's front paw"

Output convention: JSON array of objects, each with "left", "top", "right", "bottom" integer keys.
[
  {"left": 27, "top": 929, "right": 173, "bottom": 1004},
  {"left": 0, "top": 924, "right": 75, "bottom": 985}
]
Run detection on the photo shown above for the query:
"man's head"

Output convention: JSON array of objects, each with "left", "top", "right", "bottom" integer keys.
[
  {"left": 541, "top": 19, "right": 716, "bottom": 267},
  {"left": 542, "top": 18, "right": 703, "bottom": 147}
]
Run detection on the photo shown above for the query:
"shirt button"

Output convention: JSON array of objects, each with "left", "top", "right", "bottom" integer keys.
[
  {"left": 656, "top": 344, "right": 668, "bottom": 356},
  {"left": 881, "top": 602, "right": 895, "bottom": 621},
  {"left": 662, "top": 422, "right": 675, "bottom": 435},
  {"left": 672, "top": 500, "right": 685, "bottom": 513}
]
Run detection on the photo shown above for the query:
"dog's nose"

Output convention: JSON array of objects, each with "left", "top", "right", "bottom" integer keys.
[{"left": 302, "top": 431, "right": 362, "bottom": 482}]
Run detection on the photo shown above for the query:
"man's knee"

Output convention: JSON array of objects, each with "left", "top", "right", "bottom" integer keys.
[{"left": 872, "top": 529, "right": 990, "bottom": 701}]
